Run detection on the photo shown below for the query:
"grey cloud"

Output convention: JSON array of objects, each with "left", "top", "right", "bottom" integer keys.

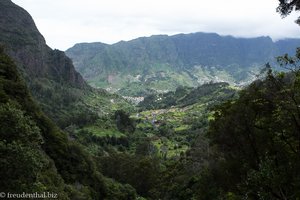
[{"left": 12, "top": 0, "right": 300, "bottom": 50}]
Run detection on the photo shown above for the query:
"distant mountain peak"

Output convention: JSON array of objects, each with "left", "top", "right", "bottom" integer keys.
[{"left": 66, "top": 32, "right": 300, "bottom": 97}]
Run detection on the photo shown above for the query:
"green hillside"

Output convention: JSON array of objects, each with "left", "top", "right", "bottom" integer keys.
[
  {"left": 2, "top": 0, "right": 300, "bottom": 199},
  {"left": 131, "top": 82, "right": 237, "bottom": 158},
  {"left": 0, "top": 47, "right": 137, "bottom": 199},
  {"left": 66, "top": 33, "right": 300, "bottom": 97}
]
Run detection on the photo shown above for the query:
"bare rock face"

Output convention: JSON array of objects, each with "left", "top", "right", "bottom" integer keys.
[
  {"left": 0, "top": 0, "right": 86, "bottom": 88},
  {"left": 0, "top": 0, "right": 92, "bottom": 126}
]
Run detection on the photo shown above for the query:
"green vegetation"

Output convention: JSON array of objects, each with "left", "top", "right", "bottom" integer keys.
[
  {"left": 2, "top": 0, "right": 300, "bottom": 199},
  {"left": 131, "top": 82, "right": 237, "bottom": 158},
  {"left": 66, "top": 33, "right": 300, "bottom": 97},
  {"left": 26, "top": 54, "right": 133, "bottom": 129},
  {"left": 0, "top": 0, "right": 133, "bottom": 130},
  {"left": 139, "top": 82, "right": 236, "bottom": 109},
  {"left": 65, "top": 49, "right": 300, "bottom": 199},
  {"left": 201, "top": 54, "right": 300, "bottom": 199},
  {"left": 0, "top": 47, "right": 137, "bottom": 199}
]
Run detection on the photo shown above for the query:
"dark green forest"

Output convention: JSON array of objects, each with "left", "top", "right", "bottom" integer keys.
[{"left": 1, "top": 0, "right": 300, "bottom": 199}]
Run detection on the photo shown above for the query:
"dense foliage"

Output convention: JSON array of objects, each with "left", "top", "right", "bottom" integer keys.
[
  {"left": 277, "top": 0, "right": 300, "bottom": 24},
  {"left": 197, "top": 50, "right": 300, "bottom": 199},
  {"left": 0, "top": 47, "right": 137, "bottom": 199}
]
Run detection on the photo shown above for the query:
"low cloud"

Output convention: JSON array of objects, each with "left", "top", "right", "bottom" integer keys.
[{"left": 13, "top": 0, "right": 300, "bottom": 50}]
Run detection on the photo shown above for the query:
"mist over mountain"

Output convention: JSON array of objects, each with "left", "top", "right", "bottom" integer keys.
[{"left": 66, "top": 32, "right": 300, "bottom": 97}]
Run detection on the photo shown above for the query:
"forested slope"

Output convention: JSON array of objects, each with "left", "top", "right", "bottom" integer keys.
[{"left": 0, "top": 47, "right": 137, "bottom": 199}]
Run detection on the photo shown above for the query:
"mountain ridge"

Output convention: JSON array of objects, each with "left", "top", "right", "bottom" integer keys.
[{"left": 66, "top": 32, "right": 300, "bottom": 96}]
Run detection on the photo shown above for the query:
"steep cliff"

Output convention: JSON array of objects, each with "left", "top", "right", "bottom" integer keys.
[
  {"left": 0, "top": 0, "right": 85, "bottom": 87},
  {"left": 0, "top": 0, "right": 131, "bottom": 127}
]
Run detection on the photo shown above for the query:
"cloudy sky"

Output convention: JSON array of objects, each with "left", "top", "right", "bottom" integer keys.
[{"left": 12, "top": 0, "right": 300, "bottom": 50}]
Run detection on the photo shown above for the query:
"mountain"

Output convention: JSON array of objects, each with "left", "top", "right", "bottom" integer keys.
[
  {"left": 0, "top": 47, "right": 137, "bottom": 199},
  {"left": 66, "top": 33, "right": 300, "bottom": 97},
  {"left": 2, "top": 0, "right": 300, "bottom": 198},
  {"left": 0, "top": 1, "right": 138, "bottom": 198},
  {"left": 0, "top": 0, "right": 132, "bottom": 127},
  {"left": 0, "top": 0, "right": 85, "bottom": 87}
]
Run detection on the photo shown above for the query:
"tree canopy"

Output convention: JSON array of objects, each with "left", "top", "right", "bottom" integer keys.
[{"left": 277, "top": 0, "right": 300, "bottom": 24}]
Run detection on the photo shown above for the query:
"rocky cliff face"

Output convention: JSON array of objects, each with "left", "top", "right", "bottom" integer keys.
[
  {"left": 0, "top": 0, "right": 100, "bottom": 127},
  {"left": 0, "top": 0, "right": 132, "bottom": 128},
  {"left": 0, "top": 0, "right": 86, "bottom": 88}
]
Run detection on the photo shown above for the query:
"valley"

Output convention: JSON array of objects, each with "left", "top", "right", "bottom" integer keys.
[
  {"left": 1, "top": 0, "right": 300, "bottom": 199},
  {"left": 73, "top": 82, "right": 236, "bottom": 160}
]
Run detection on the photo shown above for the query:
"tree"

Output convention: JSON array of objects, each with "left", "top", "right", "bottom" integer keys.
[
  {"left": 206, "top": 61, "right": 300, "bottom": 198},
  {"left": 99, "top": 151, "right": 160, "bottom": 198},
  {"left": 135, "top": 139, "right": 158, "bottom": 156},
  {"left": 114, "top": 110, "right": 136, "bottom": 133},
  {"left": 277, "top": 0, "right": 300, "bottom": 25}
]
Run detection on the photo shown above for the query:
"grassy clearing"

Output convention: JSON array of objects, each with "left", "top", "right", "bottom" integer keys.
[
  {"left": 152, "top": 138, "right": 188, "bottom": 158},
  {"left": 83, "top": 125, "right": 125, "bottom": 137}
]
